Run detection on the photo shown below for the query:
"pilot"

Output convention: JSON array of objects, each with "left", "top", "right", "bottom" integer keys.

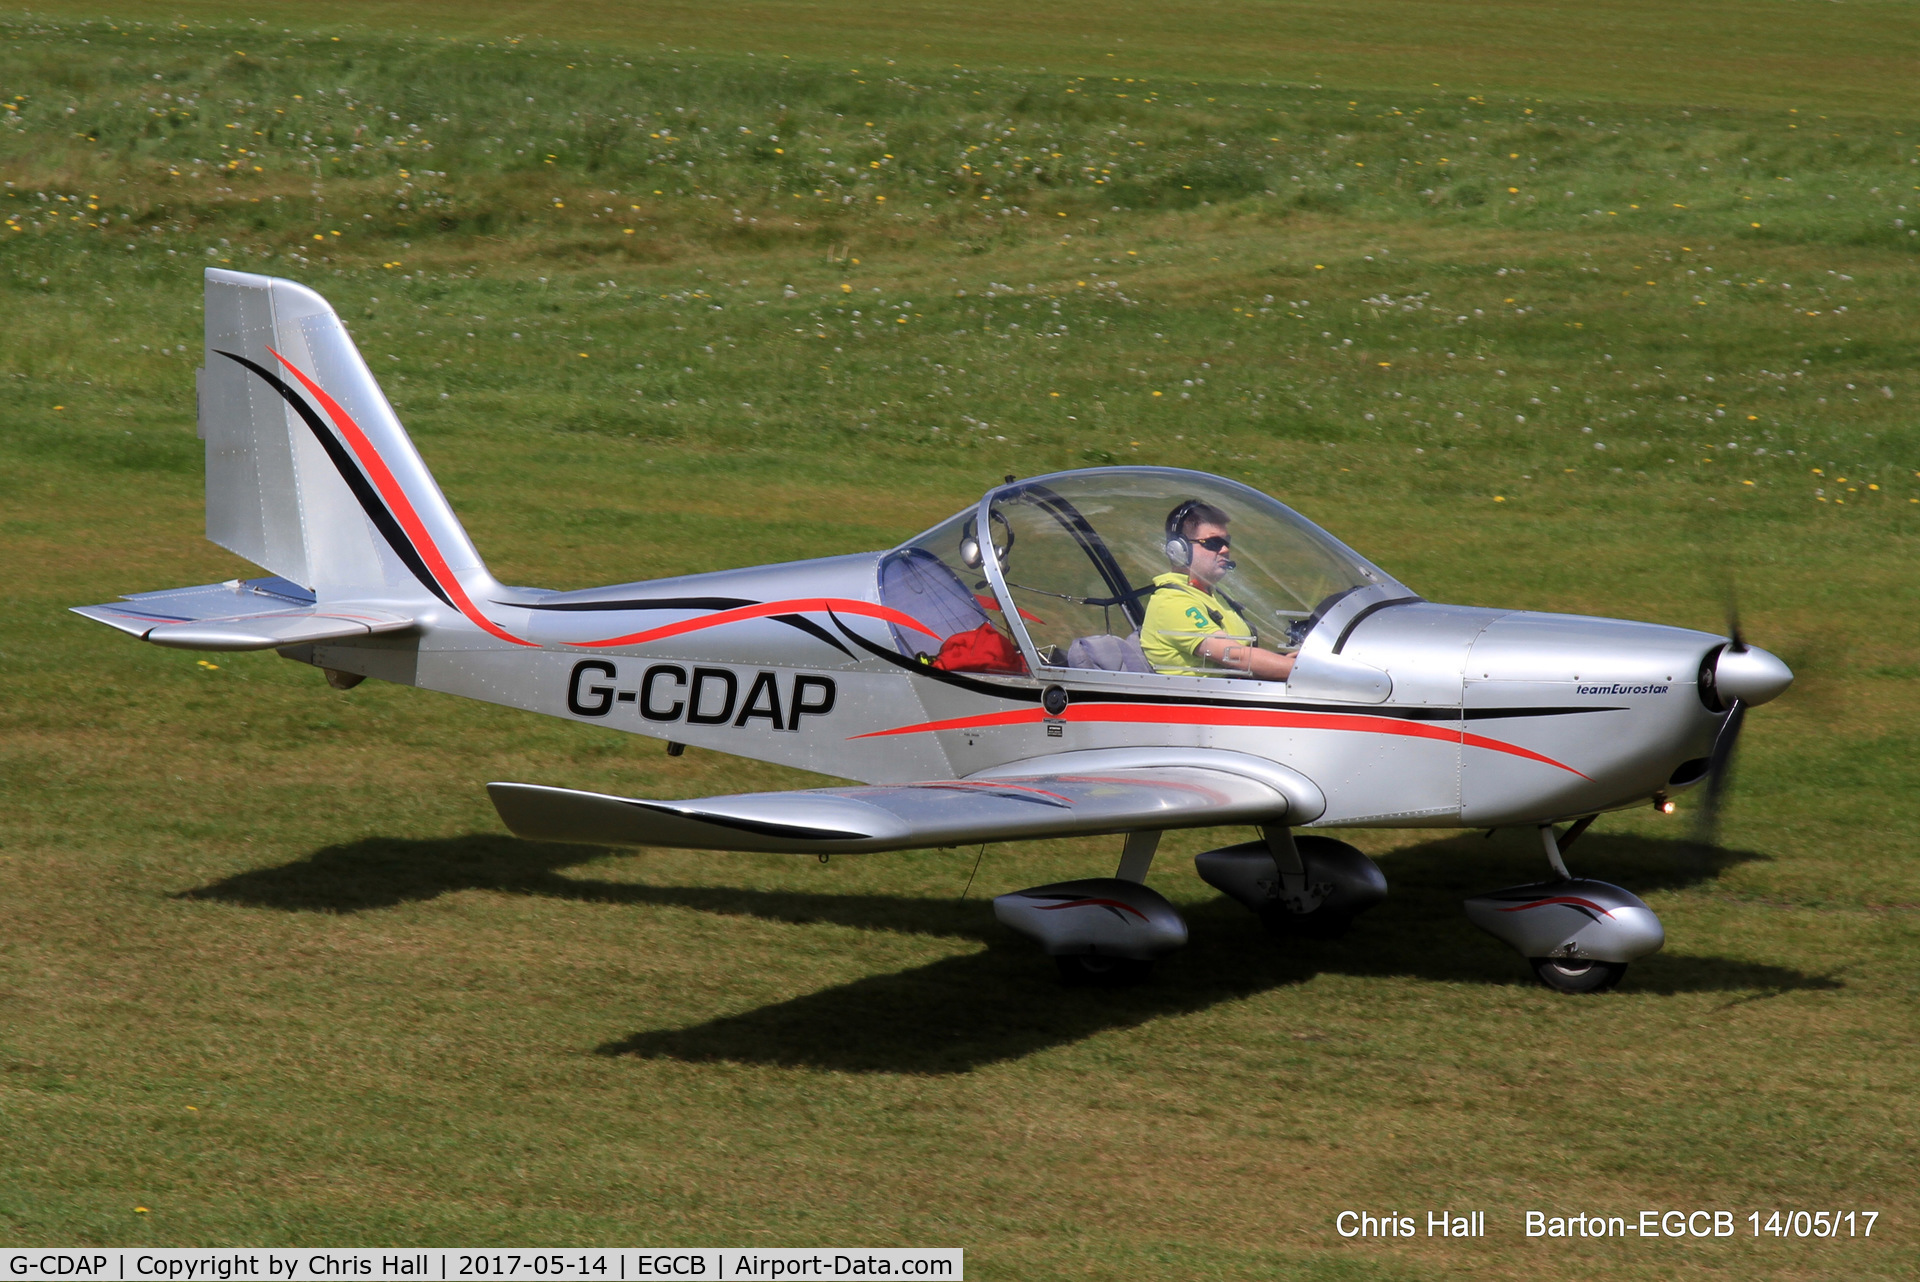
[{"left": 1141, "top": 500, "right": 1297, "bottom": 680}]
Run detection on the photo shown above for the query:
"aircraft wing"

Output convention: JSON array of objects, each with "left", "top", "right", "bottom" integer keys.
[
  {"left": 73, "top": 578, "right": 413, "bottom": 651},
  {"left": 489, "top": 762, "right": 1305, "bottom": 855}
]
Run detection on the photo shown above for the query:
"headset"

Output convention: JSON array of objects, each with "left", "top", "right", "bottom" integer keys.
[
  {"left": 959, "top": 510, "right": 1014, "bottom": 570},
  {"left": 1164, "top": 499, "right": 1235, "bottom": 572},
  {"left": 1163, "top": 499, "right": 1201, "bottom": 568}
]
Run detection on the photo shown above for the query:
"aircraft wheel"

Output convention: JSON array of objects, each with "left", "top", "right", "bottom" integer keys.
[
  {"left": 1055, "top": 954, "right": 1152, "bottom": 987},
  {"left": 1259, "top": 906, "right": 1354, "bottom": 941},
  {"left": 1530, "top": 956, "right": 1627, "bottom": 994}
]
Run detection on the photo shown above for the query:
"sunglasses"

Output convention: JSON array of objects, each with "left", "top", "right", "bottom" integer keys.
[{"left": 1192, "top": 535, "right": 1232, "bottom": 552}]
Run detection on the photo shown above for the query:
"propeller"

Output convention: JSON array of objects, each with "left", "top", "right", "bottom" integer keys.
[
  {"left": 1695, "top": 696, "right": 1745, "bottom": 847},
  {"left": 1694, "top": 593, "right": 1748, "bottom": 847}
]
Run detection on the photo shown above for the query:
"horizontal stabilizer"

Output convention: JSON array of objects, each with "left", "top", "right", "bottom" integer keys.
[
  {"left": 72, "top": 577, "right": 412, "bottom": 651},
  {"left": 489, "top": 765, "right": 1294, "bottom": 855}
]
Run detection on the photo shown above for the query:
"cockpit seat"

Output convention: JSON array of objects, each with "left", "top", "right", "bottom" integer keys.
[
  {"left": 1066, "top": 631, "right": 1153, "bottom": 674},
  {"left": 877, "top": 546, "right": 991, "bottom": 659}
]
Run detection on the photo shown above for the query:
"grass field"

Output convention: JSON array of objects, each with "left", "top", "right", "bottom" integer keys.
[{"left": 3, "top": 2, "right": 1918, "bottom": 1276}]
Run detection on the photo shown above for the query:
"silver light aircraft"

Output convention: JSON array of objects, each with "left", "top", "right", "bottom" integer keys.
[{"left": 76, "top": 270, "right": 1794, "bottom": 991}]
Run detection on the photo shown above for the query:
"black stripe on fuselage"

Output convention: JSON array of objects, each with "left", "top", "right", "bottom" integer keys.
[
  {"left": 215, "top": 350, "right": 454, "bottom": 609},
  {"left": 771, "top": 613, "right": 855, "bottom": 657},
  {"left": 519, "top": 596, "right": 756, "bottom": 612},
  {"left": 1462, "top": 706, "right": 1624, "bottom": 720},
  {"left": 831, "top": 611, "right": 1045, "bottom": 701},
  {"left": 510, "top": 596, "right": 853, "bottom": 657},
  {"left": 829, "top": 613, "right": 1627, "bottom": 722}
]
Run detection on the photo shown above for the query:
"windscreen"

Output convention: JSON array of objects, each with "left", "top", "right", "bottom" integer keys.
[{"left": 981, "top": 469, "right": 1394, "bottom": 673}]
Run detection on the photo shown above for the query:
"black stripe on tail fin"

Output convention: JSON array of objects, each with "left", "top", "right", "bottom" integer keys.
[{"left": 215, "top": 350, "right": 453, "bottom": 609}]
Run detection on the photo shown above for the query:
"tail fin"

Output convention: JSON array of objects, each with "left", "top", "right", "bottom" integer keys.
[{"left": 197, "top": 268, "right": 495, "bottom": 614}]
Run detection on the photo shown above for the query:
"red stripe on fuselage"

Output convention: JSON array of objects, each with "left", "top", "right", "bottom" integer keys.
[{"left": 850, "top": 701, "right": 1589, "bottom": 777}]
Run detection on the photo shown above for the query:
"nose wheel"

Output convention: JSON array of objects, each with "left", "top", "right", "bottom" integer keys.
[
  {"left": 1530, "top": 956, "right": 1627, "bottom": 994},
  {"left": 1465, "top": 821, "right": 1664, "bottom": 994}
]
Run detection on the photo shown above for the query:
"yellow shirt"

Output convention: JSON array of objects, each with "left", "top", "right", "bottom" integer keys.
[{"left": 1139, "top": 572, "right": 1253, "bottom": 675}]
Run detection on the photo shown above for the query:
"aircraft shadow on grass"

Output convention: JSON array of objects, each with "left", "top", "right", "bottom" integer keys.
[{"left": 183, "top": 830, "right": 1841, "bottom": 1074}]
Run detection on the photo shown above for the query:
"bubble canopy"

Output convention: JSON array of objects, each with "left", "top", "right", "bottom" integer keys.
[{"left": 878, "top": 468, "right": 1412, "bottom": 676}]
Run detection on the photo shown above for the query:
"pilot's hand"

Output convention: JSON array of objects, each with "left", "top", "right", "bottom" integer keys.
[{"left": 1201, "top": 637, "right": 1295, "bottom": 681}]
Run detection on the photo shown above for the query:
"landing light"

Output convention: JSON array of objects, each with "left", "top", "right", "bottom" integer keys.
[{"left": 1653, "top": 792, "right": 1676, "bottom": 815}]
